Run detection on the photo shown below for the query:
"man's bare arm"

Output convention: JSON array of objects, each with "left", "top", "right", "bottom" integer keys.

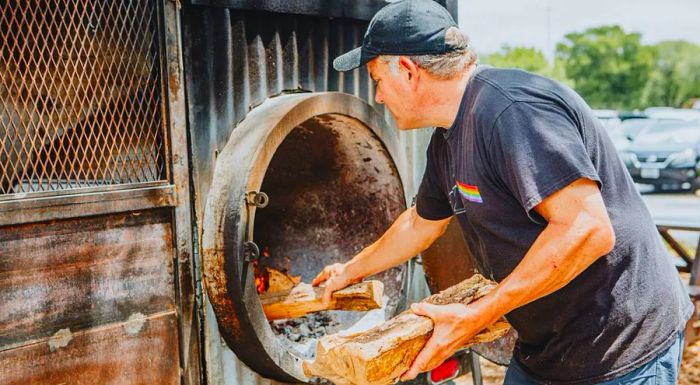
[
  {"left": 312, "top": 206, "right": 451, "bottom": 305},
  {"left": 402, "top": 177, "right": 616, "bottom": 379},
  {"left": 472, "top": 177, "right": 615, "bottom": 321}
]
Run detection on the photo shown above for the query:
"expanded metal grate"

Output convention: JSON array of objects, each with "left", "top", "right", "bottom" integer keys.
[{"left": 0, "top": 0, "right": 166, "bottom": 196}]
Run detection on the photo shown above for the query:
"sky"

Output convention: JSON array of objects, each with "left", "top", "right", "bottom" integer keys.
[{"left": 458, "top": 0, "right": 700, "bottom": 59}]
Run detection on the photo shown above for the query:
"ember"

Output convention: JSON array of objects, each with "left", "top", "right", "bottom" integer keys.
[
  {"left": 254, "top": 248, "right": 301, "bottom": 294},
  {"left": 253, "top": 261, "right": 269, "bottom": 294}
]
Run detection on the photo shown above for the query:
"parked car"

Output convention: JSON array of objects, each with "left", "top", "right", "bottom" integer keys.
[
  {"left": 619, "top": 118, "right": 672, "bottom": 141},
  {"left": 593, "top": 109, "right": 622, "bottom": 130},
  {"left": 619, "top": 120, "right": 700, "bottom": 191},
  {"left": 644, "top": 107, "right": 700, "bottom": 122}
]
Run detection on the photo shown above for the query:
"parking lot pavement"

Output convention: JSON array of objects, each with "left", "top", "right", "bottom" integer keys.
[{"left": 640, "top": 188, "right": 700, "bottom": 251}]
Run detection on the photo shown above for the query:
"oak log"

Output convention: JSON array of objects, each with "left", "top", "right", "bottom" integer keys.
[
  {"left": 260, "top": 280, "right": 384, "bottom": 320},
  {"left": 302, "top": 274, "right": 511, "bottom": 385}
]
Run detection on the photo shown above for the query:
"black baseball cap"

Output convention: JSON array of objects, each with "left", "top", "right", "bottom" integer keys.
[{"left": 333, "top": 0, "right": 459, "bottom": 72}]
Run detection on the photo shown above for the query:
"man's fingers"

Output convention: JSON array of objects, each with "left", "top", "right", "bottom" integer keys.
[
  {"left": 410, "top": 302, "right": 439, "bottom": 319},
  {"left": 322, "top": 283, "right": 335, "bottom": 307},
  {"left": 311, "top": 270, "right": 327, "bottom": 286},
  {"left": 313, "top": 266, "right": 335, "bottom": 286},
  {"left": 400, "top": 345, "right": 431, "bottom": 381}
]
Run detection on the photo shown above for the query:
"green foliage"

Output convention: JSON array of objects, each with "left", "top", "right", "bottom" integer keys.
[
  {"left": 479, "top": 25, "right": 700, "bottom": 110},
  {"left": 483, "top": 46, "right": 573, "bottom": 86},
  {"left": 641, "top": 41, "right": 700, "bottom": 107},
  {"left": 555, "top": 25, "right": 655, "bottom": 109},
  {"left": 484, "top": 46, "right": 549, "bottom": 73}
]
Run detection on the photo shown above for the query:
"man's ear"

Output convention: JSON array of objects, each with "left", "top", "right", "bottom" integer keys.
[{"left": 398, "top": 56, "right": 420, "bottom": 84}]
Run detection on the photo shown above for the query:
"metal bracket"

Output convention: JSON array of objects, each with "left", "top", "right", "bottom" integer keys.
[
  {"left": 246, "top": 191, "right": 269, "bottom": 208},
  {"left": 243, "top": 241, "right": 260, "bottom": 262}
]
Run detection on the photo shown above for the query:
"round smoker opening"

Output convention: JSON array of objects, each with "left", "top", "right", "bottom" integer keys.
[{"left": 253, "top": 113, "right": 407, "bottom": 358}]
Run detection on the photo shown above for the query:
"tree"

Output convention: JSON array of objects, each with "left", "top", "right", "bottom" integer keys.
[
  {"left": 556, "top": 25, "right": 655, "bottom": 109},
  {"left": 642, "top": 41, "right": 700, "bottom": 108},
  {"left": 484, "top": 46, "right": 549, "bottom": 73},
  {"left": 483, "top": 46, "right": 572, "bottom": 86}
]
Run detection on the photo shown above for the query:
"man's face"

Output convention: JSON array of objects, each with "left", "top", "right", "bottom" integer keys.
[{"left": 367, "top": 58, "right": 423, "bottom": 130}]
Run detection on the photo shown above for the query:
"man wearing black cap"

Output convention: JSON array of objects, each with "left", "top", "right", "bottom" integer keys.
[{"left": 313, "top": 1, "right": 693, "bottom": 384}]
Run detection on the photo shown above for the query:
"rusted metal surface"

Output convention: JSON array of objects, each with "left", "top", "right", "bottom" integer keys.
[
  {"left": 202, "top": 92, "right": 409, "bottom": 382},
  {"left": 161, "top": 0, "right": 204, "bottom": 382},
  {"left": 0, "top": 311, "right": 180, "bottom": 385},
  {"left": 0, "top": 183, "right": 174, "bottom": 226},
  {"left": 0, "top": 209, "right": 176, "bottom": 350},
  {"left": 1, "top": 1, "right": 197, "bottom": 384},
  {"left": 0, "top": 0, "right": 167, "bottom": 196},
  {"left": 254, "top": 113, "right": 406, "bottom": 350}
]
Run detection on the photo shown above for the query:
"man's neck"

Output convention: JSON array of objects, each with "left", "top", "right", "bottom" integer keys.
[{"left": 424, "top": 64, "right": 476, "bottom": 128}]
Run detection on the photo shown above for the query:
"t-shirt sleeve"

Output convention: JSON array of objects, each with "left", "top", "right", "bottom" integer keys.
[
  {"left": 415, "top": 135, "right": 453, "bottom": 221},
  {"left": 488, "top": 101, "right": 601, "bottom": 223}
]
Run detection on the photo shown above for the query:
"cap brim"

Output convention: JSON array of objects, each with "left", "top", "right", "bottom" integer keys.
[{"left": 333, "top": 46, "right": 374, "bottom": 72}]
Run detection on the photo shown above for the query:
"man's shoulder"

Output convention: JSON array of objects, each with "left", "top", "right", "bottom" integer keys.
[{"left": 473, "top": 66, "right": 573, "bottom": 104}]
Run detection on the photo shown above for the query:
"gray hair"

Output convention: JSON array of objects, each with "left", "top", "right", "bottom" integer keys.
[{"left": 378, "top": 27, "right": 477, "bottom": 80}]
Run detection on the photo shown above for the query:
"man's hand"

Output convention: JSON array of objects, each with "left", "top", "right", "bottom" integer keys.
[
  {"left": 312, "top": 263, "right": 361, "bottom": 307},
  {"left": 400, "top": 302, "right": 485, "bottom": 381},
  {"left": 311, "top": 207, "right": 451, "bottom": 307}
]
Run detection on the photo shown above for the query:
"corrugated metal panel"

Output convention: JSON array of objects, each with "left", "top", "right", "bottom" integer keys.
[
  {"left": 183, "top": 7, "right": 387, "bottom": 220},
  {"left": 182, "top": 6, "right": 442, "bottom": 384}
]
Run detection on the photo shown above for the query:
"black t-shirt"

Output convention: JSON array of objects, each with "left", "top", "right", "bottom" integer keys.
[{"left": 416, "top": 66, "right": 693, "bottom": 383}]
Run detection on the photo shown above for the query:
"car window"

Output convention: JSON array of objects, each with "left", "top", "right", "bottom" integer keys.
[{"left": 635, "top": 123, "right": 700, "bottom": 144}]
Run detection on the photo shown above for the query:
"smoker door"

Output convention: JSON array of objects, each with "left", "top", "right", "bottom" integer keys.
[{"left": 0, "top": 1, "right": 200, "bottom": 383}]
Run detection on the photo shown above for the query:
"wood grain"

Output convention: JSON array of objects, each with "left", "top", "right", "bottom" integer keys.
[
  {"left": 0, "top": 311, "right": 180, "bottom": 385},
  {"left": 260, "top": 280, "right": 383, "bottom": 320},
  {"left": 0, "top": 209, "right": 176, "bottom": 349}
]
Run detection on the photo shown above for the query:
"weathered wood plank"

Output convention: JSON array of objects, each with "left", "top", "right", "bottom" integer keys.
[
  {"left": 0, "top": 311, "right": 180, "bottom": 385},
  {"left": 260, "top": 280, "right": 383, "bottom": 320},
  {"left": 0, "top": 210, "right": 176, "bottom": 349}
]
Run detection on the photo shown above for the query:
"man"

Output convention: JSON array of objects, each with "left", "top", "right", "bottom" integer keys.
[{"left": 312, "top": 0, "right": 694, "bottom": 384}]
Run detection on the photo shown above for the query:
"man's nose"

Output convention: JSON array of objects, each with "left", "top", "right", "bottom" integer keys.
[{"left": 374, "top": 89, "right": 383, "bottom": 104}]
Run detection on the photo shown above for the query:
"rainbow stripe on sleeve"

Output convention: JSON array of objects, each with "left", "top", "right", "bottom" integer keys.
[{"left": 456, "top": 181, "right": 483, "bottom": 203}]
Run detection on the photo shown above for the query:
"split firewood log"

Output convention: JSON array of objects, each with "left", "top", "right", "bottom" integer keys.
[
  {"left": 260, "top": 280, "right": 384, "bottom": 320},
  {"left": 302, "top": 274, "right": 510, "bottom": 385}
]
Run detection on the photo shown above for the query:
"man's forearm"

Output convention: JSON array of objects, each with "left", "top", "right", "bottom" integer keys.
[{"left": 345, "top": 206, "right": 450, "bottom": 281}]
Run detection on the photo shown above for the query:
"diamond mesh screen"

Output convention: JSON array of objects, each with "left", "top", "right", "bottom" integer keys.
[{"left": 0, "top": 0, "right": 166, "bottom": 196}]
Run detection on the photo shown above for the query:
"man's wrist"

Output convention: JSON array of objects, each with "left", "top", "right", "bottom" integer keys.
[
  {"left": 460, "top": 291, "right": 507, "bottom": 333},
  {"left": 343, "top": 259, "right": 365, "bottom": 282}
]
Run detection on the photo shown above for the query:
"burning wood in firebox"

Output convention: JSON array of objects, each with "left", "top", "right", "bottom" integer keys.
[
  {"left": 254, "top": 248, "right": 384, "bottom": 321},
  {"left": 253, "top": 247, "right": 302, "bottom": 294}
]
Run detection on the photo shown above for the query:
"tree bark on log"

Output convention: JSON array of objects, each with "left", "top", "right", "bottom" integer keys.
[
  {"left": 260, "top": 280, "right": 384, "bottom": 320},
  {"left": 302, "top": 274, "right": 510, "bottom": 385}
]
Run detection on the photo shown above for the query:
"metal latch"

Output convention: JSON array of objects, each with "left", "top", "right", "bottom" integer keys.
[
  {"left": 246, "top": 191, "right": 269, "bottom": 208},
  {"left": 243, "top": 241, "right": 260, "bottom": 263}
]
